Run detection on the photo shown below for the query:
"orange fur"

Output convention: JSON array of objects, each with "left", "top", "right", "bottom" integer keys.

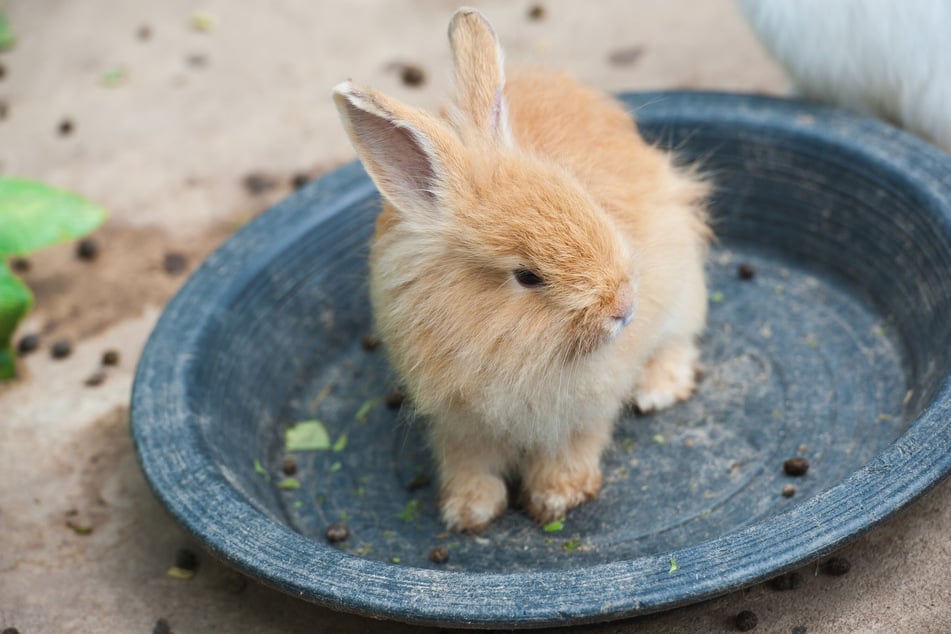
[{"left": 333, "top": 8, "right": 710, "bottom": 531}]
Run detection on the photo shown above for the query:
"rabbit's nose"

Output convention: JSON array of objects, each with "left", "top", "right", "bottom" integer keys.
[{"left": 612, "top": 283, "right": 636, "bottom": 327}]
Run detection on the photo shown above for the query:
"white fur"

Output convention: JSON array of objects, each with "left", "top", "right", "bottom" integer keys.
[{"left": 738, "top": 0, "right": 951, "bottom": 153}]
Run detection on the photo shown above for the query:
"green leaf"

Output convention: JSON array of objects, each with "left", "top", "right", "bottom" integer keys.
[
  {"left": 253, "top": 458, "right": 270, "bottom": 481},
  {"left": 0, "top": 9, "right": 15, "bottom": 51},
  {"left": 166, "top": 566, "right": 195, "bottom": 580},
  {"left": 397, "top": 499, "right": 421, "bottom": 522},
  {"left": 285, "top": 420, "right": 330, "bottom": 451},
  {"left": 0, "top": 260, "right": 33, "bottom": 379},
  {"left": 0, "top": 178, "right": 107, "bottom": 256},
  {"left": 329, "top": 461, "right": 342, "bottom": 472},
  {"left": 277, "top": 477, "right": 300, "bottom": 490},
  {"left": 562, "top": 539, "right": 581, "bottom": 552},
  {"left": 668, "top": 556, "right": 679, "bottom": 574},
  {"left": 355, "top": 399, "right": 375, "bottom": 423},
  {"left": 332, "top": 433, "right": 347, "bottom": 452},
  {"left": 542, "top": 519, "right": 564, "bottom": 533}
]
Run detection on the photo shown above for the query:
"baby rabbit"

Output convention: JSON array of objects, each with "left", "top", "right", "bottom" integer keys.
[
  {"left": 333, "top": 8, "right": 710, "bottom": 532},
  {"left": 737, "top": 0, "right": 951, "bottom": 154}
]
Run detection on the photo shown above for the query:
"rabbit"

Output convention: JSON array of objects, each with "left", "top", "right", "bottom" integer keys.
[
  {"left": 333, "top": 7, "right": 710, "bottom": 532},
  {"left": 737, "top": 0, "right": 951, "bottom": 154}
]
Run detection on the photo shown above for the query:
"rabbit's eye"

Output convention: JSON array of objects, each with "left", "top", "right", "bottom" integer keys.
[{"left": 514, "top": 268, "right": 545, "bottom": 288}]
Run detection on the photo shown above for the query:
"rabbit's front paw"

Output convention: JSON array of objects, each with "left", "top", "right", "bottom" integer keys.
[
  {"left": 632, "top": 340, "right": 700, "bottom": 413},
  {"left": 439, "top": 474, "right": 508, "bottom": 532},
  {"left": 521, "top": 463, "right": 602, "bottom": 524}
]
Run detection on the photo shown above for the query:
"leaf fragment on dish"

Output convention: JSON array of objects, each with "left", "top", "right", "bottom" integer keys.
[
  {"left": 562, "top": 539, "right": 581, "bottom": 552},
  {"left": 285, "top": 420, "right": 330, "bottom": 451},
  {"left": 542, "top": 519, "right": 564, "bottom": 533},
  {"left": 253, "top": 459, "right": 270, "bottom": 481},
  {"left": 277, "top": 477, "right": 300, "bottom": 489},
  {"left": 397, "top": 499, "right": 421, "bottom": 522},
  {"left": 332, "top": 433, "right": 347, "bottom": 452},
  {"left": 355, "top": 399, "right": 375, "bottom": 423}
]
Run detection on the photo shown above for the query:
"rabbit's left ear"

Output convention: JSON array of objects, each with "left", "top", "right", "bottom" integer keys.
[
  {"left": 333, "top": 81, "right": 462, "bottom": 221},
  {"left": 448, "top": 7, "right": 512, "bottom": 145}
]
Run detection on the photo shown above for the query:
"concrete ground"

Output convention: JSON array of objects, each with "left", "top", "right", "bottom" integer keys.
[{"left": 1, "top": 1, "right": 948, "bottom": 632}]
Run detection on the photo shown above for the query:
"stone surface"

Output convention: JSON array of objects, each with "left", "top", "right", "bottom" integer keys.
[{"left": 1, "top": 1, "right": 949, "bottom": 632}]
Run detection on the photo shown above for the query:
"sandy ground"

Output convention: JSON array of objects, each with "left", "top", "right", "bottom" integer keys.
[{"left": 1, "top": 1, "right": 949, "bottom": 632}]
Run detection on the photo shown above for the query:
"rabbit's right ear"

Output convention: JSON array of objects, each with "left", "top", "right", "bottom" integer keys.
[
  {"left": 333, "top": 81, "right": 461, "bottom": 219},
  {"left": 448, "top": 7, "right": 512, "bottom": 144}
]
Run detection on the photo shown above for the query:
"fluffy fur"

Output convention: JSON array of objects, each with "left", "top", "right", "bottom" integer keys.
[
  {"left": 738, "top": 0, "right": 951, "bottom": 153},
  {"left": 333, "top": 8, "right": 710, "bottom": 531}
]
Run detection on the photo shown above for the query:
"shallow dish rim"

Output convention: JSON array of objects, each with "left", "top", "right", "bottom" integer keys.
[{"left": 131, "top": 91, "right": 951, "bottom": 628}]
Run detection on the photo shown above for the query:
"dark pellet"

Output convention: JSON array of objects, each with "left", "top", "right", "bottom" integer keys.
[
  {"left": 51, "top": 339, "right": 73, "bottom": 359},
  {"left": 243, "top": 172, "right": 278, "bottom": 195},
  {"left": 607, "top": 46, "right": 644, "bottom": 67},
  {"left": 768, "top": 571, "right": 803, "bottom": 591},
  {"left": 734, "top": 610, "right": 758, "bottom": 631},
  {"left": 153, "top": 618, "right": 171, "bottom": 634},
  {"left": 84, "top": 370, "right": 107, "bottom": 387},
  {"left": 361, "top": 333, "right": 381, "bottom": 351},
  {"left": 429, "top": 545, "right": 449, "bottom": 564},
  {"left": 400, "top": 65, "right": 426, "bottom": 87},
  {"left": 406, "top": 473, "right": 431, "bottom": 491},
  {"left": 282, "top": 456, "right": 297, "bottom": 475},
  {"left": 163, "top": 252, "right": 187, "bottom": 275},
  {"left": 291, "top": 173, "right": 310, "bottom": 190},
  {"left": 175, "top": 547, "right": 199, "bottom": 572},
  {"left": 58, "top": 118, "right": 75, "bottom": 136},
  {"left": 76, "top": 237, "right": 99, "bottom": 260},
  {"left": 782, "top": 484, "right": 796, "bottom": 498},
  {"left": 527, "top": 4, "right": 546, "bottom": 20},
  {"left": 17, "top": 333, "right": 39, "bottom": 356},
  {"left": 792, "top": 626, "right": 807, "bottom": 634},
  {"left": 385, "top": 389, "right": 405, "bottom": 409},
  {"left": 737, "top": 263, "right": 756, "bottom": 280},
  {"left": 186, "top": 53, "right": 208, "bottom": 68},
  {"left": 822, "top": 556, "right": 851, "bottom": 576},
  {"left": 783, "top": 457, "right": 810, "bottom": 477},
  {"left": 0, "top": 62, "right": 6, "bottom": 80},
  {"left": 137, "top": 25, "right": 152, "bottom": 41},
  {"left": 325, "top": 522, "right": 350, "bottom": 543},
  {"left": 10, "top": 257, "right": 30, "bottom": 273},
  {"left": 3, "top": 628, "right": 20, "bottom": 634},
  {"left": 101, "top": 349, "right": 120, "bottom": 366}
]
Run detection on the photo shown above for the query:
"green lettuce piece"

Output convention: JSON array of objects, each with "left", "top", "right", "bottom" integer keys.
[
  {"left": 285, "top": 420, "right": 330, "bottom": 451},
  {"left": 0, "top": 9, "right": 14, "bottom": 51},
  {"left": 0, "top": 260, "right": 33, "bottom": 379},
  {"left": 0, "top": 178, "right": 107, "bottom": 256}
]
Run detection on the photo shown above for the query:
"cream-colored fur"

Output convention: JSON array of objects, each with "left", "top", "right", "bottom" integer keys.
[{"left": 333, "top": 8, "right": 710, "bottom": 531}]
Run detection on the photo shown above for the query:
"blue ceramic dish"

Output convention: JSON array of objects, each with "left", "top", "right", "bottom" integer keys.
[{"left": 132, "top": 92, "right": 951, "bottom": 628}]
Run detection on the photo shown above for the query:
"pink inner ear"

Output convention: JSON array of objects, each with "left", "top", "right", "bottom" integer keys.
[
  {"left": 348, "top": 105, "right": 438, "bottom": 202},
  {"left": 490, "top": 87, "right": 503, "bottom": 133}
]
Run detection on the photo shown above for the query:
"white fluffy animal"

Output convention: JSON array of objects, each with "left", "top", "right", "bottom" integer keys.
[{"left": 738, "top": 0, "right": 951, "bottom": 153}]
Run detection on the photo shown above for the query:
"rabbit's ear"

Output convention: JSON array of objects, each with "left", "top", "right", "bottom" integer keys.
[
  {"left": 333, "top": 81, "right": 461, "bottom": 217},
  {"left": 448, "top": 7, "right": 512, "bottom": 144}
]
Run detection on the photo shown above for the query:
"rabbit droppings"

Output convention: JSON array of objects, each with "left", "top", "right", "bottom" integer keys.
[{"left": 333, "top": 8, "right": 711, "bottom": 532}]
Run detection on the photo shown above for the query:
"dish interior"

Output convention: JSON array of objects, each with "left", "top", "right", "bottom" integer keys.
[{"left": 186, "top": 110, "right": 950, "bottom": 574}]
